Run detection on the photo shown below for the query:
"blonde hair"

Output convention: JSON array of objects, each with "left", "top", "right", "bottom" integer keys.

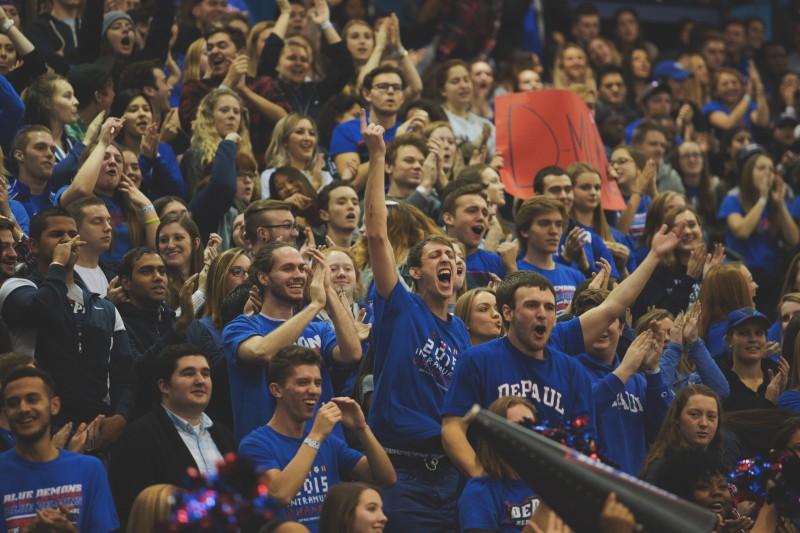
[
  {"left": 263, "top": 113, "right": 318, "bottom": 171},
  {"left": 679, "top": 54, "right": 710, "bottom": 107},
  {"left": 184, "top": 38, "right": 207, "bottom": 83},
  {"left": 203, "top": 247, "right": 249, "bottom": 329},
  {"left": 126, "top": 484, "right": 180, "bottom": 533},
  {"left": 190, "top": 87, "right": 253, "bottom": 167},
  {"left": 553, "top": 44, "right": 594, "bottom": 89}
]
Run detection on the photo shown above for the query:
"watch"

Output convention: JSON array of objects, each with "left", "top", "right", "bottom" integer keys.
[{"left": 303, "top": 437, "right": 321, "bottom": 450}]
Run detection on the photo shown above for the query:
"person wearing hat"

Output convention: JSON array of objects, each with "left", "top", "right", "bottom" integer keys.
[
  {"left": 703, "top": 65, "right": 769, "bottom": 135},
  {"left": 720, "top": 308, "right": 789, "bottom": 412},
  {"left": 624, "top": 81, "right": 675, "bottom": 145}
]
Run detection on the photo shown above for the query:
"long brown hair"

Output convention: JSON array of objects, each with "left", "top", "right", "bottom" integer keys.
[
  {"left": 318, "top": 482, "right": 377, "bottom": 533},
  {"left": 477, "top": 396, "right": 537, "bottom": 479},
  {"left": 739, "top": 153, "right": 781, "bottom": 238},
  {"left": 661, "top": 205, "right": 703, "bottom": 269},
  {"left": 780, "top": 252, "right": 800, "bottom": 301},
  {"left": 203, "top": 247, "right": 249, "bottom": 330},
  {"left": 638, "top": 191, "right": 685, "bottom": 248},
  {"left": 640, "top": 385, "right": 722, "bottom": 476},
  {"left": 567, "top": 162, "right": 613, "bottom": 241},
  {"left": 698, "top": 263, "right": 752, "bottom": 337},
  {"left": 156, "top": 213, "right": 203, "bottom": 309}
]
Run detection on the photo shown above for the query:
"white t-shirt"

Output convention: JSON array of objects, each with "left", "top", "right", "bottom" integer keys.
[{"left": 74, "top": 265, "right": 109, "bottom": 297}]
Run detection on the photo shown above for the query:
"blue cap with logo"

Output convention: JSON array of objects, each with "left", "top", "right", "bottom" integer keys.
[
  {"left": 725, "top": 308, "right": 771, "bottom": 334},
  {"left": 653, "top": 61, "right": 692, "bottom": 81}
]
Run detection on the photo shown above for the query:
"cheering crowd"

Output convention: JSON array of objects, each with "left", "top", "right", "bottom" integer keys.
[{"left": 0, "top": 0, "right": 800, "bottom": 531}]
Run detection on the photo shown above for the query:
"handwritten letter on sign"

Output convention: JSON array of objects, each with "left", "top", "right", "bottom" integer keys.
[{"left": 495, "top": 89, "right": 625, "bottom": 210}]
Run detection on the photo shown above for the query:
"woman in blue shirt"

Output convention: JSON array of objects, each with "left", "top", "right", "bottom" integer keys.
[
  {"left": 698, "top": 263, "right": 756, "bottom": 358},
  {"left": 703, "top": 65, "right": 768, "bottom": 133}
]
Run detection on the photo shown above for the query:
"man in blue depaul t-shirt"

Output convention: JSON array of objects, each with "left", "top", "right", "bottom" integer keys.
[
  {"left": 222, "top": 241, "right": 362, "bottom": 442},
  {"left": 514, "top": 196, "right": 586, "bottom": 315},
  {"left": 441, "top": 224, "right": 682, "bottom": 478},
  {"left": 361, "top": 112, "right": 471, "bottom": 531},
  {"left": 0, "top": 367, "right": 118, "bottom": 532},
  {"left": 572, "top": 288, "right": 672, "bottom": 475},
  {"left": 238, "top": 346, "right": 395, "bottom": 533}
]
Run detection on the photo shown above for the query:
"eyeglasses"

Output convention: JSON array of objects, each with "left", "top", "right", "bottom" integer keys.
[
  {"left": 680, "top": 152, "right": 703, "bottom": 160},
  {"left": 229, "top": 266, "right": 249, "bottom": 278},
  {"left": 260, "top": 222, "right": 300, "bottom": 232},
  {"left": 372, "top": 83, "right": 403, "bottom": 93},
  {"left": 238, "top": 172, "right": 257, "bottom": 180},
  {"left": 609, "top": 158, "right": 633, "bottom": 167}
]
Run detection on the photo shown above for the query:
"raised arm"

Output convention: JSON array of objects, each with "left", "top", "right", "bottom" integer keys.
[
  {"left": 579, "top": 225, "right": 679, "bottom": 345},
  {"left": 362, "top": 110, "right": 398, "bottom": 298},
  {"left": 59, "top": 117, "right": 123, "bottom": 207},
  {"left": 335, "top": 397, "right": 396, "bottom": 486},
  {"left": 772, "top": 177, "right": 800, "bottom": 246}
]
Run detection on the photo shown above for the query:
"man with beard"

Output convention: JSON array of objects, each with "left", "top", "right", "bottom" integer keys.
[
  {"left": 0, "top": 217, "right": 18, "bottom": 286},
  {"left": 108, "top": 344, "right": 235, "bottom": 524},
  {"left": 222, "top": 242, "right": 361, "bottom": 442},
  {"left": 361, "top": 111, "right": 471, "bottom": 531},
  {"left": 0, "top": 367, "right": 118, "bottom": 531},
  {"left": 330, "top": 66, "right": 407, "bottom": 185}
]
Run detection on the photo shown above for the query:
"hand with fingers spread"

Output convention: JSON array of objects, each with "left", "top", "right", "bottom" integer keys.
[
  {"left": 650, "top": 224, "right": 681, "bottom": 260},
  {"left": 561, "top": 227, "right": 590, "bottom": 271},
  {"left": 360, "top": 109, "right": 385, "bottom": 155},
  {"left": 140, "top": 121, "right": 160, "bottom": 159},
  {"left": 682, "top": 302, "right": 701, "bottom": 345},
  {"left": 588, "top": 258, "right": 613, "bottom": 290},
  {"left": 118, "top": 175, "right": 150, "bottom": 208},
  {"left": 353, "top": 306, "right": 372, "bottom": 341},
  {"left": 497, "top": 237, "right": 520, "bottom": 270},
  {"left": 616, "top": 329, "right": 656, "bottom": 382},
  {"left": 765, "top": 357, "right": 789, "bottom": 403},
  {"left": 52, "top": 235, "right": 86, "bottom": 269},
  {"left": 159, "top": 108, "right": 181, "bottom": 144},
  {"left": 640, "top": 327, "right": 666, "bottom": 373},
  {"left": 686, "top": 243, "right": 708, "bottom": 280},
  {"left": 703, "top": 243, "right": 725, "bottom": 279}
]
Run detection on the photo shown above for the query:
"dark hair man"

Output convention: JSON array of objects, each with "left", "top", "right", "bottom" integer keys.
[
  {"left": 0, "top": 367, "right": 119, "bottom": 531},
  {"left": 243, "top": 199, "right": 299, "bottom": 251},
  {"left": 109, "top": 344, "right": 235, "bottom": 523},
  {"left": 0, "top": 209, "right": 134, "bottom": 446},
  {"left": 66, "top": 196, "right": 113, "bottom": 297},
  {"left": 222, "top": 241, "right": 362, "bottom": 442},
  {"left": 362, "top": 110, "right": 471, "bottom": 531},
  {"left": 238, "top": 345, "right": 395, "bottom": 531},
  {"left": 8, "top": 125, "right": 57, "bottom": 219},
  {"left": 0, "top": 217, "right": 18, "bottom": 286},
  {"left": 317, "top": 181, "right": 360, "bottom": 248}
]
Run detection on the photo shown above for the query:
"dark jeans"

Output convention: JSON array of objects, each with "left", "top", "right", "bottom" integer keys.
[{"left": 382, "top": 462, "right": 463, "bottom": 533}]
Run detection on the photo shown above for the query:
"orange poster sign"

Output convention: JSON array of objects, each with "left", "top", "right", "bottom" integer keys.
[{"left": 495, "top": 89, "right": 625, "bottom": 210}]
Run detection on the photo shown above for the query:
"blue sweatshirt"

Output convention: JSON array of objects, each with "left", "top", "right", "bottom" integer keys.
[
  {"left": 659, "top": 340, "right": 730, "bottom": 399},
  {"left": 139, "top": 143, "right": 186, "bottom": 200},
  {"left": 778, "top": 390, "right": 800, "bottom": 413},
  {"left": 577, "top": 352, "right": 672, "bottom": 475},
  {"left": 188, "top": 139, "right": 237, "bottom": 242}
]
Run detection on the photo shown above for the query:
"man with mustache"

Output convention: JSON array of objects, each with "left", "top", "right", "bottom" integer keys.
[
  {"left": 108, "top": 344, "right": 235, "bottom": 524},
  {"left": 0, "top": 217, "right": 18, "bottom": 286},
  {"left": 0, "top": 366, "right": 119, "bottom": 532}
]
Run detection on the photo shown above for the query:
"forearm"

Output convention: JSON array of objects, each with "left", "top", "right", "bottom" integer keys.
[
  {"left": 728, "top": 201, "right": 766, "bottom": 238},
  {"left": 400, "top": 54, "right": 423, "bottom": 98},
  {"left": 268, "top": 445, "right": 320, "bottom": 505},
  {"left": 240, "top": 85, "right": 288, "bottom": 122},
  {"left": 441, "top": 417, "right": 484, "bottom": 477},
  {"left": 753, "top": 92, "right": 770, "bottom": 127},
  {"left": 356, "top": 45, "right": 385, "bottom": 92},
  {"left": 688, "top": 339, "right": 730, "bottom": 398},
  {"left": 61, "top": 141, "right": 106, "bottom": 205},
  {"left": 603, "top": 250, "right": 659, "bottom": 316},
  {"left": 364, "top": 149, "right": 388, "bottom": 238},
  {"left": 355, "top": 426, "right": 396, "bottom": 486},
  {"left": 776, "top": 201, "right": 800, "bottom": 245},
  {"left": 238, "top": 304, "right": 323, "bottom": 363},
  {"left": 659, "top": 342, "right": 682, "bottom": 388},
  {"left": 327, "top": 291, "right": 362, "bottom": 364},
  {"left": 6, "top": 26, "right": 34, "bottom": 56},
  {"left": 321, "top": 25, "right": 341, "bottom": 45},
  {"left": 615, "top": 193, "right": 642, "bottom": 234}
]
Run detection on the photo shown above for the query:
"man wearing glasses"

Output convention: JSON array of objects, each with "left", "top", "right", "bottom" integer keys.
[
  {"left": 243, "top": 199, "right": 301, "bottom": 251},
  {"left": 330, "top": 66, "right": 407, "bottom": 184}
]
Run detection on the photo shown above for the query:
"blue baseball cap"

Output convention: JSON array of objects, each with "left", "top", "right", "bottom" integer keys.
[
  {"left": 725, "top": 308, "right": 771, "bottom": 334},
  {"left": 653, "top": 61, "right": 691, "bottom": 81}
]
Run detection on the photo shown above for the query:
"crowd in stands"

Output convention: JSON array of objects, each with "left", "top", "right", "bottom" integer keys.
[{"left": 1, "top": 0, "right": 800, "bottom": 532}]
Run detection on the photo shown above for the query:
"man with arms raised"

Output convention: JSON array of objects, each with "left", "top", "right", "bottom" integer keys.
[{"left": 362, "top": 110, "right": 471, "bottom": 531}]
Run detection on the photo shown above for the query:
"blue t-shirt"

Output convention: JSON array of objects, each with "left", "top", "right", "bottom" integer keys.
[
  {"left": 222, "top": 313, "right": 337, "bottom": 442},
  {"left": 442, "top": 319, "right": 595, "bottom": 431},
  {"left": 576, "top": 353, "right": 672, "bottom": 475},
  {"left": 459, "top": 476, "right": 540, "bottom": 532},
  {"left": 329, "top": 114, "right": 401, "bottom": 160},
  {"left": 777, "top": 390, "right": 800, "bottom": 413},
  {"left": 8, "top": 201, "right": 29, "bottom": 236},
  {"left": 610, "top": 226, "right": 638, "bottom": 272},
  {"left": 515, "top": 260, "right": 585, "bottom": 316},
  {"left": 8, "top": 179, "right": 57, "bottom": 220},
  {"left": 791, "top": 195, "right": 800, "bottom": 220},
  {"left": 0, "top": 449, "right": 119, "bottom": 533},
  {"left": 704, "top": 320, "right": 728, "bottom": 358},
  {"left": 368, "top": 282, "right": 470, "bottom": 448},
  {"left": 621, "top": 193, "right": 652, "bottom": 242},
  {"left": 565, "top": 222, "right": 620, "bottom": 279},
  {"left": 703, "top": 99, "right": 757, "bottom": 129},
  {"left": 238, "top": 425, "right": 363, "bottom": 533},
  {"left": 718, "top": 192, "right": 785, "bottom": 273},
  {"left": 466, "top": 248, "right": 506, "bottom": 287}
]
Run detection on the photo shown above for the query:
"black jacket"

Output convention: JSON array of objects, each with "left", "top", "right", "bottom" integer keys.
[
  {"left": 0, "top": 265, "right": 134, "bottom": 424},
  {"left": 108, "top": 405, "right": 235, "bottom": 524}
]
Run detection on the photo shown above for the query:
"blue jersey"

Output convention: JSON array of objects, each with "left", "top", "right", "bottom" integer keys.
[
  {"left": 778, "top": 390, "right": 800, "bottom": 413},
  {"left": 222, "top": 313, "right": 337, "bottom": 442},
  {"left": 621, "top": 193, "right": 652, "bottom": 242},
  {"left": 368, "top": 282, "right": 470, "bottom": 447},
  {"left": 466, "top": 248, "right": 507, "bottom": 285},
  {"left": 329, "top": 113, "right": 401, "bottom": 160},
  {"left": 576, "top": 353, "right": 672, "bottom": 475},
  {"left": 718, "top": 192, "right": 785, "bottom": 274},
  {"left": 238, "top": 425, "right": 363, "bottom": 533},
  {"left": 515, "top": 260, "right": 585, "bottom": 316},
  {"left": 558, "top": 221, "right": 620, "bottom": 280},
  {"left": 0, "top": 449, "right": 119, "bottom": 533},
  {"left": 442, "top": 318, "right": 594, "bottom": 430},
  {"left": 459, "top": 476, "right": 540, "bottom": 532}
]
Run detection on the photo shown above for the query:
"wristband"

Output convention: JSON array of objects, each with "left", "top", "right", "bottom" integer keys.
[
  {"left": 757, "top": 196, "right": 767, "bottom": 207},
  {"left": 320, "top": 20, "right": 333, "bottom": 31},
  {"left": 144, "top": 217, "right": 160, "bottom": 225},
  {"left": 644, "top": 367, "right": 661, "bottom": 375},
  {"left": 0, "top": 19, "right": 14, "bottom": 34},
  {"left": 398, "top": 47, "right": 408, "bottom": 58},
  {"left": 303, "top": 437, "right": 321, "bottom": 450},
  {"left": 141, "top": 205, "right": 155, "bottom": 213}
]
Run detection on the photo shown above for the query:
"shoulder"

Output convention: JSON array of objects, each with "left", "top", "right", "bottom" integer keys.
[{"left": 555, "top": 263, "right": 584, "bottom": 281}]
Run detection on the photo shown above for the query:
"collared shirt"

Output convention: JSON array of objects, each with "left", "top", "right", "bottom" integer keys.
[
  {"left": 8, "top": 178, "right": 57, "bottom": 218},
  {"left": 162, "top": 405, "right": 223, "bottom": 476}
]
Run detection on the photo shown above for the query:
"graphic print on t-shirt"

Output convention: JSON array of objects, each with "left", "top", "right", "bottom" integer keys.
[
  {"left": 289, "top": 464, "right": 330, "bottom": 524},
  {"left": 3, "top": 484, "right": 83, "bottom": 531},
  {"left": 503, "top": 496, "right": 541, "bottom": 527},
  {"left": 413, "top": 331, "right": 460, "bottom": 391}
]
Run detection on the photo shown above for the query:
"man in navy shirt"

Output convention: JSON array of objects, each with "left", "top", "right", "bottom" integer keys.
[
  {"left": 572, "top": 288, "right": 672, "bottom": 475},
  {"left": 238, "top": 345, "right": 395, "bottom": 533},
  {"left": 0, "top": 367, "right": 119, "bottom": 532},
  {"left": 330, "top": 65, "right": 405, "bottom": 185},
  {"left": 442, "top": 183, "right": 516, "bottom": 288},
  {"left": 514, "top": 195, "right": 586, "bottom": 315},
  {"left": 441, "top": 223, "right": 682, "bottom": 478},
  {"left": 8, "top": 126, "right": 58, "bottom": 219},
  {"left": 222, "top": 241, "right": 361, "bottom": 442},
  {"left": 362, "top": 110, "right": 471, "bottom": 531}
]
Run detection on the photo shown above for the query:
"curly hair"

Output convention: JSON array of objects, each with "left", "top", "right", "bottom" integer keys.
[{"left": 190, "top": 87, "right": 252, "bottom": 168}]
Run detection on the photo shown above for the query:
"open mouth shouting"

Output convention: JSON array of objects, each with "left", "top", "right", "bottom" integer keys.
[{"left": 436, "top": 265, "right": 453, "bottom": 292}]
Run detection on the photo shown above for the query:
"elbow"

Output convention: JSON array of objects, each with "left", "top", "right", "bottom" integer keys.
[
  {"left": 271, "top": 491, "right": 294, "bottom": 507},
  {"left": 729, "top": 226, "right": 750, "bottom": 240},
  {"left": 382, "top": 470, "right": 398, "bottom": 487}
]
